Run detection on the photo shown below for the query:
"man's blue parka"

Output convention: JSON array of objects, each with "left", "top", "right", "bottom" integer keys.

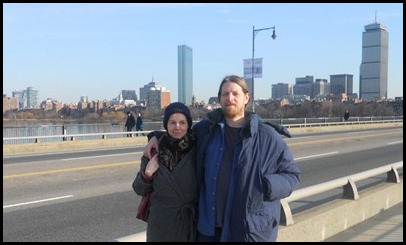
[{"left": 193, "top": 109, "right": 301, "bottom": 242}]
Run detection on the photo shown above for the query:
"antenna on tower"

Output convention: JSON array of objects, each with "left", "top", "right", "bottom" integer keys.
[{"left": 374, "top": 10, "right": 377, "bottom": 23}]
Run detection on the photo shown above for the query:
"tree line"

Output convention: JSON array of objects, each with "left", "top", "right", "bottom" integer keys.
[{"left": 2, "top": 100, "right": 403, "bottom": 125}]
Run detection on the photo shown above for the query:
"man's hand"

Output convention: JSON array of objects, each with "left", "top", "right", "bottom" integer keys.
[{"left": 144, "top": 136, "right": 159, "bottom": 159}]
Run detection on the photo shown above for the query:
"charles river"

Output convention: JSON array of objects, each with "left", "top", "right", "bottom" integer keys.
[
  {"left": 2, "top": 121, "right": 165, "bottom": 145},
  {"left": 3, "top": 116, "right": 400, "bottom": 145}
]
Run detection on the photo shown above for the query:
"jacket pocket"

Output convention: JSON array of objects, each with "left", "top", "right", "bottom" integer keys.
[{"left": 247, "top": 210, "right": 275, "bottom": 232}]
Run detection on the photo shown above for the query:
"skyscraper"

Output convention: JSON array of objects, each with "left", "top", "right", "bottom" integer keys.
[
  {"left": 177, "top": 44, "right": 193, "bottom": 105},
  {"left": 359, "top": 19, "right": 388, "bottom": 101},
  {"left": 26, "top": 87, "right": 39, "bottom": 109}
]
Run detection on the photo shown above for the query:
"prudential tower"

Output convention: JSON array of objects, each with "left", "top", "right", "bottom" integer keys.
[{"left": 359, "top": 17, "right": 388, "bottom": 101}]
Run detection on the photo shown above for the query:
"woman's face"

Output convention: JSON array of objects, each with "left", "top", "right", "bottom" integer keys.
[{"left": 167, "top": 113, "right": 189, "bottom": 139}]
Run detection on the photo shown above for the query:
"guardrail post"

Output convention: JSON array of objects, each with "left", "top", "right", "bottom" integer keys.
[
  {"left": 387, "top": 167, "right": 400, "bottom": 183},
  {"left": 62, "top": 125, "right": 67, "bottom": 141},
  {"left": 342, "top": 178, "right": 359, "bottom": 200},
  {"left": 279, "top": 199, "right": 294, "bottom": 226}
]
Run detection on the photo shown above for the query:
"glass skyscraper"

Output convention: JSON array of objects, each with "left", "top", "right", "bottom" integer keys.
[
  {"left": 177, "top": 45, "right": 193, "bottom": 105},
  {"left": 359, "top": 21, "right": 388, "bottom": 101}
]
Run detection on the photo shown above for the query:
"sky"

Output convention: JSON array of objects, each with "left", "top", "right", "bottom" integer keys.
[{"left": 3, "top": 3, "right": 403, "bottom": 104}]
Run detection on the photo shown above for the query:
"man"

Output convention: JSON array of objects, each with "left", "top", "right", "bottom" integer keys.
[
  {"left": 125, "top": 111, "right": 136, "bottom": 137},
  {"left": 344, "top": 110, "right": 350, "bottom": 121},
  {"left": 144, "top": 75, "right": 301, "bottom": 242}
]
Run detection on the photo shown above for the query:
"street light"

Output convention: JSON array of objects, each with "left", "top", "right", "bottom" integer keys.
[{"left": 251, "top": 25, "right": 276, "bottom": 112}]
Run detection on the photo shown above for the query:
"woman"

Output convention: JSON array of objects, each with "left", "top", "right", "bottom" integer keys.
[{"left": 132, "top": 102, "right": 197, "bottom": 242}]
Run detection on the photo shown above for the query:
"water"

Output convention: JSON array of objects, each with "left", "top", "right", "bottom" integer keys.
[{"left": 3, "top": 121, "right": 164, "bottom": 144}]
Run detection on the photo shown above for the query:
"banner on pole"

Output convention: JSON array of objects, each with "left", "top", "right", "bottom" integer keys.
[{"left": 243, "top": 58, "right": 263, "bottom": 78}]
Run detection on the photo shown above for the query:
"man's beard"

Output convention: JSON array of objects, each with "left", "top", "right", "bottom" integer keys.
[{"left": 222, "top": 104, "right": 243, "bottom": 118}]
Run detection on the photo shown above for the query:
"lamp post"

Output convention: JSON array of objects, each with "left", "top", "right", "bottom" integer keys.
[{"left": 251, "top": 25, "right": 276, "bottom": 112}]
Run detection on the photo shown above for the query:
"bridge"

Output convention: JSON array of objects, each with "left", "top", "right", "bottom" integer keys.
[{"left": 3, "top": 121, "right": 403, "bottom": 242}]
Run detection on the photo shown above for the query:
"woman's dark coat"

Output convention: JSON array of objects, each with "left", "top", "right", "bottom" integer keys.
[{"left": 132, "top": 148, "right": 197, "bottom": 242}]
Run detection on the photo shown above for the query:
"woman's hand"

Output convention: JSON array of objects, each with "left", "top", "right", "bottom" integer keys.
[{"left": 145, "top": 154, "right": 159, "bottom": 177}]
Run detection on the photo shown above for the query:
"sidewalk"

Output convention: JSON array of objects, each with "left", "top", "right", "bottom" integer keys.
[{"left": 325, "top": 202, "right": 403, "bottom": 242}]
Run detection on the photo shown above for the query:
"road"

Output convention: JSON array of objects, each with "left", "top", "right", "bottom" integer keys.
[{"left": 3, "top": 127, "right": 403, "bottom": 242}]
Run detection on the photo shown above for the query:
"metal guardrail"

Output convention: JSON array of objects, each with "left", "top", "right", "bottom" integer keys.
[
  {"left": 2, "top": 119, "right": 403, "bottom": 145},
  {"left": 2, "top": 130, "right": 155, "bottom": 143},
  {"left": 269, "top": 119, "right": 403, "bottom": 129},
  {"left": 113, "top": 161, "right": 403, "bottom": 242},
  {"left": 280, "top": 161, "right": 403, "bottom": 226}
]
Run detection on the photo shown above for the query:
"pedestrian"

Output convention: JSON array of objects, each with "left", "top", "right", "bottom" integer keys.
[
  {"left": 144, "top": 75, "right": 301, "bottom": 242},
  {"left": 132, "top": 102, "right": 198, "bottom": 242},
  {"left": 125, "top": 111, "right": 136, "bottom": 137},
  {"left": 135, "top": 112, "right": 144, "bottom": 136},
  {"left": 344, "top": 110, "right": 350, "bottom": 121}
]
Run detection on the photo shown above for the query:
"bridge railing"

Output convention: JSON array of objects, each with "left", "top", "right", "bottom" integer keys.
[
  {"left": 3, "top": 119, "right": 403, "bottom": 144},
  {"left": 280, "top": 161, "right": 403, "bottom": 226}
]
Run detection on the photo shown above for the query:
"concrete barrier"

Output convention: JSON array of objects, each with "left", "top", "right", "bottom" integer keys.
[
  {"left": 111, "top": 177, "right": 402, "bottom": 242},
  {"left": 276, "top": 177, "right": 403, "bottom": 242},
  {"left": 3, "top": 137, "right": 148, "bottom": 156}
]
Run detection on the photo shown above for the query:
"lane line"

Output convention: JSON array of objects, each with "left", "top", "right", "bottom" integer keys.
[
  {"left": 388, "top": 141, "right": 403, "bottom": 145},
  {"left": 295, "top": 151, "right": 339, "bottom": 161},
  {"left": 3, "top": 160, "right": 140, "bottom": 179},
  {"left": 61, "top": 152, "right": 139, "bottom": 161},
  {"left": 3, "top": 195, "right": 74, "bottom": 209}
]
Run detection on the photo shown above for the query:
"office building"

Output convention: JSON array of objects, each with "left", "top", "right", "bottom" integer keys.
[
  {"left": 139, "top": 78, "right": 171, "bottom": 109},
  {"left": 272, "top": 83, "right": 292, "bottom": 100},
  {"left": 80, "top": 96, "right": 89, "bottom": 103},
  {"left": 178, "top": 44, "right": 193, "bottom": 105},
  {"left": 121, "top": 90, "right": 137, "bottom": 101},
  {"left": 293, "top": 76, "right": 314, "bottom": 97},
  {"left": 26, "top": 87, "right": 39, "bottom": 109},
  {"left": 12, "top": 90, "right": 26, "bottom": 109},
  {"left": 330, "top": 74, "right": 353, "bottom": 95},
  {"left": 12, "top": 87, "right": 39, "bottom": 109},
  {"left": 139, "top": 77, "right": 162, "bottom": 101},
  {"left": 359, "top": 20, "right": 388, "bottom": 100},
  {"left": 314, "top": 79, "right": 330, "bottom": 96}
]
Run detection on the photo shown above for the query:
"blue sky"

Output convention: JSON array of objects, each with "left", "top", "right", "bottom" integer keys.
[{"left": 3, "top": 3, "right": 403, "bottom": 104}]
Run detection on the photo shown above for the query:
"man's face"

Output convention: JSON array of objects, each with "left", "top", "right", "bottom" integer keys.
[{"left": 219, "top": 81, "right": 249, "bottom": 119}]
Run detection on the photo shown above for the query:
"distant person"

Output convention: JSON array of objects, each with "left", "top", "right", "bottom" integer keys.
[
  {"left": 135, "top": 112, "right": 144, "bottom": 136},
  {"left": 344, "top": 110, "right": 350, "bottom": 121},
  {"left": 132, "top": 102, "right": 198, "bottom": 242},
  {"left": 125, "top": 112, "right": 136, "bottom": 137}
]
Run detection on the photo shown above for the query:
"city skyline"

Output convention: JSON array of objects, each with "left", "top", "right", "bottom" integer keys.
[{"left": 3, "top": 3, "right": 403, "bottom": 104}]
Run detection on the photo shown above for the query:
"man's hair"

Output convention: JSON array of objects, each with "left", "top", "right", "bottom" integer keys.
[{"left": 217, "top": 75, "right": 250, "bottom": 100}]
